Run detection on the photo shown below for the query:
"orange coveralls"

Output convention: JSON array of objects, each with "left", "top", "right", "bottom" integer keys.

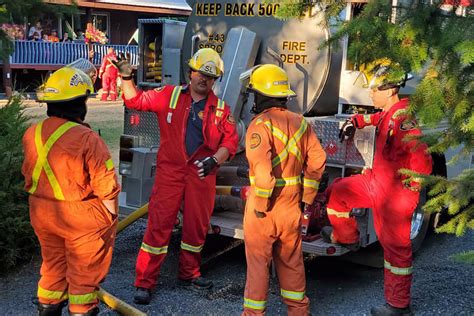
[
  {"left": 22, "top": 117, "right": 120, "bottom": 314},
  {"left": 243, "top": 108, "right": 326, "bottom": 316}
]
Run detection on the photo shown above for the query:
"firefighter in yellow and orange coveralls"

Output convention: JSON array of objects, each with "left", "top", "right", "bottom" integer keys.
[
  {"left": 241, "top": 64, "right": 326, "bottom": 316},
  {"left": 22, "top": 66, "right": 120, "bottom": 316}
]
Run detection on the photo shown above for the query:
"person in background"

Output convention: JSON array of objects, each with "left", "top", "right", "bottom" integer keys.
[
  {"left": 48, "top": 29, "right": 59, "bottom": 43},
  {"left": 98, "top": 47, "right": 118, "bottom": 101},
  {"left": 42, "top": 34, "right": 49, "bottom": 42},
  {"left": 62, "top": 32, "right": 72, "bottom": 42},
  {"left": 28, "top": 21, "right": 42, "bottom": 40},
  {"left": 31, "top": 31, "right": 41, "bottom": 42},
  {"left": 24, "top": 65, "right": 120, "bottom": 316}
]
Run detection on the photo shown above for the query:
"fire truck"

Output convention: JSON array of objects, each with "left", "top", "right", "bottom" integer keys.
[{"left": 117, "top": 0, "right": 472, "bottom": 259}]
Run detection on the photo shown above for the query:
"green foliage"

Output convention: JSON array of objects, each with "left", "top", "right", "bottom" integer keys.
[
  {"left": 276, "top": 0, "right": 474, "bottom": 236},
  {"left": 451, "top": 250, "right": 474, "bottom": 265},
  {"left": 0, "top": 96, "right": 37, "bottom": 272}
]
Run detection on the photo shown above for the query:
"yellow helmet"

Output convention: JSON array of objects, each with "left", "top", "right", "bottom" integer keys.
[
  {"left": 188, "top": 48, "right": 224, "bottom": 78},
  {"left": 242, "top": 64, "right": 296, "bottom": 98},
  {"left": 360, "top": 58, "right": 412, "bottom": 90},
  {"left": 37, "top": 67, "right": 94, "bottom": 103}
]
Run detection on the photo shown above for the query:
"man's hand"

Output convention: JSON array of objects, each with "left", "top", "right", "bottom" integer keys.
[
  {"left": 339, "top": 118, "right": 356, "bottom": 143},
  {"left": 194, "top": 156, "right": 218, "bottom": 179},
  {"left": 254, "top": 210, "right": 266, "bottom": 218},
  {"left": 111, "top": 55, "right": 133, "bottom": 79}
]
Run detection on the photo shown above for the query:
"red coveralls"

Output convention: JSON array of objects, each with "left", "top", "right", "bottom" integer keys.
[
  {"left": 99, "top": 52, "right": 118, "bottom": 101},
  {"left": 22, "top": 117, "right": 120, "bottom": 314},
  {"left": 326, "top": 98, "right": 432, "bottom": 308},
  {"left": 123, "top": 85, "right": 238, "bottom": 289}
]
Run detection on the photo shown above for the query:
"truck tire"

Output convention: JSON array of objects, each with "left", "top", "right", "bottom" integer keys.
[{"left": 410, "top": 189, "right": 431, "bottom": 253}]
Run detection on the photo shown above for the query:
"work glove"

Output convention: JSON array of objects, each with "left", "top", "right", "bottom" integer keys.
[
  {"left": 194, "top": 156, "right": 218, "bottom": 179},
  {"left": 254, "top": 210, "right": 266, "bottom": 218},
  {"left": 339, "top": 118, "right": 356, "bottom": 143},
  {"left": 111, "top": 54, "right": 133, "bottom": 80}
]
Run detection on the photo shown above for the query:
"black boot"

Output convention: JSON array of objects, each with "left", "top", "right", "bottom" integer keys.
[
  {"left": 37, "top": 301, "right": 67, "bottom": 316},
  {"left": 134, "top": 287, "right": 152, "bottom": 305},
  {"left": 69, "top": 307, "right": 99, "bottom": 316},
  {"left": 320, "top": 226, "right": 360, "bottom": 251},
  {"left": 177, "top": 276, "right": 213, "bottom": 290},
  {"left": 370, "top": 303, "right": 413, "bottom": 316}
]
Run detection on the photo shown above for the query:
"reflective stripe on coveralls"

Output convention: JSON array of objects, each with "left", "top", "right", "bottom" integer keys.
[
  {"left": 256, "top": 118, "right": 307, "bottom": 166},
  {"left": 140, "top": 242, "right": 168, "bottom": 255},
  {"left": 38, "top": 286, "right": 68, "bottom": 301},
  {"left": 384, "top": 260, "right": 413, "bottom": 276},
  {"left": 169, "top": 86, "right": 225, "bottom": 125},
  {"left": 180, "top": 241, "right": 204, "bottom": 253},
  {"left": 28, "top": 120, "right": 79, "bottom": 200},
  {"left": 69, "top": 292, "right": 98, "bottom": 305},
  {"left": 327, "top": 207, "right": 351, "bottom": 218},
  {"left": 250, "top": 175, "right": 301, "bottom": 187},
  {"left": 303, "top": 178, "right": 319, "bottom": 190},
  {"left": 244, "top": 298, "right": 267, "bottom": 311},
  {"left": 281, "top": 289, "right": 305, "bottom": 301}
]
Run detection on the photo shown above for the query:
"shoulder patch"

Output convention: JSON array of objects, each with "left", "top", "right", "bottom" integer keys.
[
  {"left": 226, "top": 114, "right": 236, "bottom": 124},
  {"left": 249, "top": 133, "right": 261, "bottom": 149},
  {"left": 400, "top": 119, "right": 417, "bottom": 131},
  {"left": 392, "top": 109, "right": 408, "bottom": 120}
]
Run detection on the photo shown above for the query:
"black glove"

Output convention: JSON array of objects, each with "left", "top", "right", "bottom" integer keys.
[
  {"left": 111, "top": 54, "right": 133, "bottom": 80},
  {"left": 339, "top": 119, "right": 356, "bottom": 143},
  {"left": 194, "top": 156, "right": 218, "bottom": 179},
  {"left": 254, "top": 210, "right": 266, "bottom": 218}
]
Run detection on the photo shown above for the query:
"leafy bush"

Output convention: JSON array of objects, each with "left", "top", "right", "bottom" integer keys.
[{"left": 0, "top": 96, "right": 37, "bottom": 272}]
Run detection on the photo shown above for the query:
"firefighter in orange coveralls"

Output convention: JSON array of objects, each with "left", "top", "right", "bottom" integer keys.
[
  {"left": 23, "top": 66, "right": 120, "bottom": 316},
  {"left": 241, "top": 64, "right": 326, "bottom": 316},
  {"left": 99, "top": 47, "right": 118, "bottom": 101},
  {"left": 321, "top": 65, "right": 433, "bottom": 316},
  {"left": 114, "top": 48, "right": 238, "bottom": 304}
]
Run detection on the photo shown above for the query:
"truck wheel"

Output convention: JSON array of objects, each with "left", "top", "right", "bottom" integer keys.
[{"left": 410, "top": 189, "right": 431, "bottom": 253}]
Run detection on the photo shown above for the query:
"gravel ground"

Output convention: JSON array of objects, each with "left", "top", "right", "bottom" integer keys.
[{"left": 1, "top": 219, "right": 472, "bottom": 315}]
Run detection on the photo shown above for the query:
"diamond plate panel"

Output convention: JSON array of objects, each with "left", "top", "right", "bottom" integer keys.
[
  {"left": 306, "top": 117, "right": 375, "bottom": 168},
  {"left": 123, "top": 108, "right": 160, "bottom": 148},
  {"left": 307, "top": 118, "right": 346, "bottom": 165},
  {"left": 346, "top": 127, "right": 376, "bottom": 168}
]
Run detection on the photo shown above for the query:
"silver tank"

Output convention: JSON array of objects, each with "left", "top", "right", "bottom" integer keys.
[{"left": 182, "top": 0, "right": 342, "bottom": 116}]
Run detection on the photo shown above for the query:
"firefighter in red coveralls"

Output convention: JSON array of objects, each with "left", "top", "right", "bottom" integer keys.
[
  {"left": 98, "top": 47, "right": 118, "bottom": 101},
  {"left": 320, "top": 65, "right": 433, "bottom": 316},
  {"left": 114, "top": 48, "right": 238, "bottom": 305}
]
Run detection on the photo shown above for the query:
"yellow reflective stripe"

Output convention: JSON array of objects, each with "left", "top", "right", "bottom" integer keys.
[
  {"left": 281, "top": 289, "right": 305, "bottom": 301},
  {"left": 180, "top": 241, "right": 203, "bottom": 253},
  {"left": 260, "top": 120, "right": 289, "bottom": 144},
  {"left": 249, "top": 176, "right": 301, "bottom": 187},
  {"left": 140, "top": 242, "right": 168, "bottom": 255},
  {"left": 105, "top": 158, "right": 114, "bottom": 171},
  {"left": 69, "top": 292, "right": 98, "bottom": 305},
  {"left": 216, "top": 110, "right": 223, "bottom": 117},
  {"left": 217, "top": 98, "right": 225, "bottom": 110},
  {"left": 255, "top": 186, "right": 273, "bottom": 198},
  {"left": 384, "top": 260, "right": 413, "bottom": 276},
  {"left": 327, "top": 208, "right": 350, "bottom": 218},
  {"left": 275, "top": 176, "right": 301, "bottom": 187},
  {"left": 363, "top": 115, "right": 371, "bottom": 124},
  {"left": 303, "top": 178, "right": 319, "bottom": 190},
  {"left": 244, "top": 298, "right": 266, "bottom": 310},
  {"left": 272, "top": 119, "right": 307, "bottom": 168},
  {"left": 29, "top": 120, "right": 78, "bottom": 200},
  {"left": 169, "top": 86, "right": 182, "bottom": 109},
  {"left": 38, "top": 286, "right": 68, "bottom": 300}
]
